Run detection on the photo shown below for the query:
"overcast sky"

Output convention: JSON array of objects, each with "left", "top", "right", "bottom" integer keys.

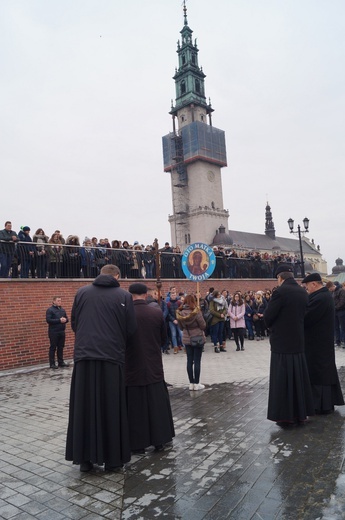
[{"left": 1, "top": 0, "right": 344, "bottom": 272}]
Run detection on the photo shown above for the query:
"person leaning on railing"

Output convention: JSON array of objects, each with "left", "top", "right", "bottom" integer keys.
[
  {"left": 33, "top": 228, "right": 49, "bottom": 278},
  {"left": 0, "top": 221, "right": 18, "bottom": 278},
  {"left": 48, "top": 232, "right": 64, "bottom": 278}
]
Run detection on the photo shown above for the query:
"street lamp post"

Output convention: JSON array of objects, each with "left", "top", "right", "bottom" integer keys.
[{"left": 287, "top": 217, "right": 310, "bottom": 278}]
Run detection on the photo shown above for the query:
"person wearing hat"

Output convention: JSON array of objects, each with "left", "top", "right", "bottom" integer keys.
[
  {"left": 264, "top": 263, "right": 314, "bottom": 425},
  {"left": 17, "top": 226, "right": 35, "bottom": 278},
  {"left": 302, "top": 273, "right": 344, "bottom": 414},
  {"left": 66, "top": 264, "right": 137, "bottom": 472},
  {"left": 125, "top": 283, "right": 175, "bottom": 453}
]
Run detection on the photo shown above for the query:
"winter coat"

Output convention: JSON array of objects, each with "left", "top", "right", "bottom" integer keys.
[
  {"left": 167, "top": 298, "right": 182, "bottom": 322},
  {"left": 125, "top": 300, "right": 167, "bottom": 386},
  {"left": 209, "top": 297, "right": 227, "bottom": 326},
  {"left": 228, "top": 303, "right": 246, "bottom": 329},
  {"left": 264, "top": 277, "right": 308, "bottom": 354},
  {"left": 334, "top": 287, "right": 345, "bottom": 312},
  {"left": 304, "top": 286, "right": 340, "bottom": 385},
  {"left": 0, "top": 228, "right": 18, "bottom": 253},
  {"left": 17, "top": 230, "right": 35, "bottom": 258},
  {"left": 176, "top": 305, "right": 206, "bottom": 345},
  {"left": 71, "top": 274, "right": 137, "bottom": 365},
  {"left": 46, "top": 304, "right": 69, "bottom": 333}
]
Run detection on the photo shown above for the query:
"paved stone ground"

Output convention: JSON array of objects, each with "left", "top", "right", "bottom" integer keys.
[{"left": 0, "top": 340, "right": 345, "bottom": 519}]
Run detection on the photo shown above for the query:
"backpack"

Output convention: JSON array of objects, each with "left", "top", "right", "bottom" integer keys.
[{"left": 203, "top": 308, "right": 213, "bottom": 326}]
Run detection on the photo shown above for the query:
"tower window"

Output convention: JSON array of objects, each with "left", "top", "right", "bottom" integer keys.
[
  {"left": 195, "top": 79, "right": 200, "bottom": 93},
  {"left": 182, "top": 54, "right": 186, "bottom": 65},
  {"left": 181, "top": 81, "right": 186, "bottom": 95},
  {"left": 200, "top": 115, "right": 204, "bottom": 122},
  {"left": 192, "top": 54, "right": 196, "bottom": 65}
]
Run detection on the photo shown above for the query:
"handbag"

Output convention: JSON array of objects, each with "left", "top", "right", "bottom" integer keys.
[
  {"left": 186, "top": 326, "right": 205, "bottom": 347},
  {"left": 253, "top": 313, "right": 259, "bottom": 322},
  {"left": 190, "top": 335, "right": 205, "bottom": 347}
]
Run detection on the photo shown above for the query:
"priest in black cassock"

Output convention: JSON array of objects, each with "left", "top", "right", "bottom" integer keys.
[
  {"left": 302, "top": 272, "right": 344, "bottom": 414},
  {"left": 126, "top": 283, "right": 175, "bottom": 453},
  {"left": 264, "top": 263, "right": 314, "bottom": 426}
]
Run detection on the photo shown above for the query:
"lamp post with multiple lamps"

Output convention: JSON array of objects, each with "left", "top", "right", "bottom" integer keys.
[{"left": 287, "top": 217, "right": 310, "bottom": 278}]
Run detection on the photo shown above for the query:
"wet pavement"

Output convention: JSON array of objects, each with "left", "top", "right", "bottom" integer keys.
[{"left": 0, "top": 340, "right": 345, "bottom": 519}]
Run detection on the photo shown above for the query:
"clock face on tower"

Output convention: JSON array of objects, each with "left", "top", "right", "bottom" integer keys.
[{"left": 207, "top": 170, "right": 215, "bottom": 182}]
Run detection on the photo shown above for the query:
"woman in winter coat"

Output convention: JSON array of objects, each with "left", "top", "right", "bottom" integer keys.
[
  {"left": 209, "top": 290, "right": 227, "bottom": 353},
  {"left": 252, "top": 293, "right": 267, "bottom": 340},
  {"left": 33, "top": 228, "right": 49, "bottom": 278},
  {"left": 228, "top": 293, "right": 246, "bottom": 351},
  {"left": 177, "top": 294, "right": 206, "bottom": 391},
  {"left": 244, "top": 294, "right": 255, "bottom": 340}
]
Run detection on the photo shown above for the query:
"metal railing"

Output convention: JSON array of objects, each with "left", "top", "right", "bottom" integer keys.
[{"left": 0, "top": 241, "right": 302, "bottom": 279}]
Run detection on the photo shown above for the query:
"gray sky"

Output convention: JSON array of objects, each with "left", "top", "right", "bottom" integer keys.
[{"left": 1, "top": 0, "right": 344, "bottom": 272}]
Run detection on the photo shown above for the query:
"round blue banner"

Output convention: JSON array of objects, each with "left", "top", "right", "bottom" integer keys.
[{"left": 182, "top": 243, "right": 216, "bottom": 281}]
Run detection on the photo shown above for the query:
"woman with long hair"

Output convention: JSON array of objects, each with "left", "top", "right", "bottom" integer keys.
[
  {"left": 48, "top": 232, "right": 63, "bottom": 278},
  {"left": 177, "top": 294, "right": 206, "bottom": 390},
  {"left": 33, "top": 228, "right": 49, "bottom": 278},
  {"left": 209, "top": 290, "right": 227, "bottom": 353},
  {"left": 244, "top": 294, "right": 255, "bottom": 340},
  {"left": 228, "top": 293, "right": 246, "bottom": 351},
  {"left": 252, "top": 293, "right": 267, "bottom": 340}
]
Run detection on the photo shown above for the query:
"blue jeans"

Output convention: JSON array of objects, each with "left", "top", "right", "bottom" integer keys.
[
  {"left": 20, "top": 258, "right": 30, "bottom": 278},
  {"left": 169, "top": 321, "right": 183, "bottom": 347},
  {"left": 185, "top": 344, "right": 203, "bottom": 384},
  {"left": 245, "top": 317, "right": 254, "bottom": 339},
  {"left": 144, "top": 262, "right": 154, "bottom": 278},
  {"left": 0, "top": 253, "right": 14, "bottom": 278},
  {"left": 210, "top": 321, "right": 224, "bottom": 346}
]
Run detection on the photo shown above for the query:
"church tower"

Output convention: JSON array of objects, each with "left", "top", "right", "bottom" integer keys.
[
  {"left": 162, "top": 2, "right": 229, "bottom": 249},
  {"left": 265, "top": 202, "right": 276, "bottom": 240}
]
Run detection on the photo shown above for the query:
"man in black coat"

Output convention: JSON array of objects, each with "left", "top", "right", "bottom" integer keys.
[
  {"left": 302, "top": 272, "right": 344, "bottom": 414},
  {"left": 264, "top": 264, "right": 314, "bottom": 425},
  {"left": 126, "top": 283, "right": 175, "bottom": 454},
  {"left": 46, "top": 296, "right": 69, "bottom": 369},
  {"left": 65, "top": 264, "right": 137, "bottom": 472}
]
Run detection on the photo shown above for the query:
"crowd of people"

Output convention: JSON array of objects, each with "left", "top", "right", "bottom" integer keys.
[
  {"left": 1, "top": 221, "right": 312, "bottom": 279},
  {"left": 41, "top": 259, "right": 345, "bottom": 471}
]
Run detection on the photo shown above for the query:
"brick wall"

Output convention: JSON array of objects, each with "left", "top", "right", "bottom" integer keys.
[{"left": 0, "top": 278, "right": 277, "bottom": 371}]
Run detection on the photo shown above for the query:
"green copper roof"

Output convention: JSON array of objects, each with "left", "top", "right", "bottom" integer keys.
[{"left": 170, "top": 2, "right": 213, "bottom": 116}]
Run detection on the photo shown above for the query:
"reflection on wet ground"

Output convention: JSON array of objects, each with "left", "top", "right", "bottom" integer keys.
[{"left": 0, "top": 366, "right": 344, "bottom": 518}]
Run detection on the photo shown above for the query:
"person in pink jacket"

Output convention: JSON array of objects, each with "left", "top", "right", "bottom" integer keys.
[{"left": 228, "top": 293, "right": 246, "bottom": 351}]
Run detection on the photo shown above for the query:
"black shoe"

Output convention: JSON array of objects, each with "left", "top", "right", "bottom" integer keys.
[
  {"left": 236, "top": 347, "right": 240, "bottom": 351},
  {"left": 132, "top": 449, "right": 145, "bottom": 455},
  {"left": 50, "top": 364, "right": 58, "bottom": 370},
  {"left": 154, "top": 444, "right": 164, "bottom": 452},
  {"left": 80, "top": 461, "right": 93, "bottom": 472},
  {"left": 58, "top": 362, "right": 69, "bottom": 367},
  {"left": 214, "top": 347, "right": 220, "bottom": 353},
  {"left": 241, "top": 347, "right": 245, "bottom": 351}
]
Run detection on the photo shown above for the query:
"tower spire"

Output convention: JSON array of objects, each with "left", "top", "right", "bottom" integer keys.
[
  {"left": 183, "top": 0, "right": 188, "bottom": 26},
  {"left": 265, "top": 201, "right": 276, "bottom": 240}
]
